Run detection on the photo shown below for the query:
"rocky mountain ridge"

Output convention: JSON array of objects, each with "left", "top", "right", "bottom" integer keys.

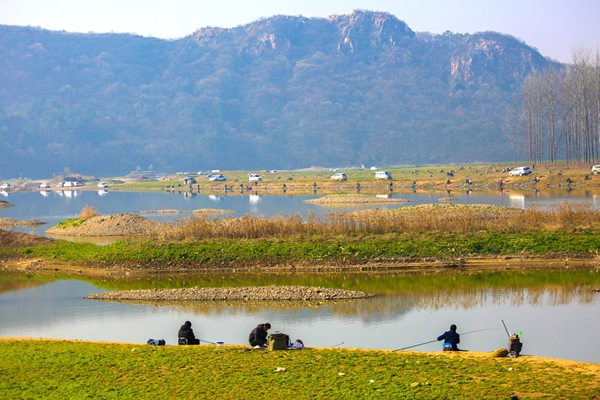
[{"left": 0, "top": 10, "right": 557, "bottom": 177}]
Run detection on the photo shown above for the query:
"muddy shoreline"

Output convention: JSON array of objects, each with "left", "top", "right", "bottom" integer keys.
[{"left": 3, "top": 254, "right": 598, "bottom": 279}]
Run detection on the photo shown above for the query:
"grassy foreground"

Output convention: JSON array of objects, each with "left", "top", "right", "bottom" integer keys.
[{"left": 1, "top": 340, "right": 598, "bottom": 399}]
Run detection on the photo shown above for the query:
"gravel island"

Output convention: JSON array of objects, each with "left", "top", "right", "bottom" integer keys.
[{"left": 86, "top": 285, "right": 374, "bottom": 303}]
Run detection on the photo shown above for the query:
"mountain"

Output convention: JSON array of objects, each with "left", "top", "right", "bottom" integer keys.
[{"left": 0, "top": 10, "right": 557, "bottom": 178}]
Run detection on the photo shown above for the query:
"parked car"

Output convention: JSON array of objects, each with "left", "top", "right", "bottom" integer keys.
[
  {"left": 37, "top": 182, "right": 50, "bottom": 189},
  {"left": 249, "top": 174, "right": 262, "bottom": 182},
  {"left": 97, "top": 182, "right": 109, "bottom": 188},
  {"left": 331, "top": 173, "right": 347, "bottom": 181},
  {"left": 374, "top": 171, "right": 392, "bottom": 180},
  {"left": 198, "top": 171, "right": 209, "bottom": 175},
  {"left": 55, "top": 182, "right": 64, "bottom": 187},
  {"left": 73, "top": 181, "right": 83, "bottom": 187},
  {"left": 63, "top": 181, "right": 73, "bottom": 187},
  {"left": 183, "top": 177, "right": 196, "bottom": 184},
  {"left": 592, "top": 165, "right": 600, "bottom": 175},
  {"left": 208, "top": 174, "right": 226, "bottom": 182},
  {"left": 0, "top": 183, "right": 10, "bottom": 189},
  {"left": 509, "top": 166, "right": 532, "bottom": 176}
]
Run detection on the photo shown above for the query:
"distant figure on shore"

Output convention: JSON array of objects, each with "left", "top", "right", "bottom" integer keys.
[
  {"left": 356, "top": 182, "right": 361, "bottom": 193},
  {"left": 437, "top": 324, "right": 460, "bottom": 351},
  {"left": 282, "top": 183, "right": 287, "bottom": 193},
  {"left": 178, "top": 321, "right": 200, "bottom": 345},
  {"left": 249, "top": 322, "right": 271, "bottom": 347}
]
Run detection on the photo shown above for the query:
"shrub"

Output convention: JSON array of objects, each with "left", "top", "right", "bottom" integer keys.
[{"left": 79, "top": 205, "right": 99, "bottom": 220}]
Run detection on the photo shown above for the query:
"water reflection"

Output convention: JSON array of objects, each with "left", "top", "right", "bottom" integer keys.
[{"left": 0, "top": 273, "right": 598, "bottom": 363}]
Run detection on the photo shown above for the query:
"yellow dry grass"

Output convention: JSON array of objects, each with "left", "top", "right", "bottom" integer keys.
[{"left": 150, "top": 202, "right": 600, "bottom": 240}]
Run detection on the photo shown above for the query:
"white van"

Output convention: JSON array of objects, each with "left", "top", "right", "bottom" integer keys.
[
  {"left": 374, "top": 171, "right": 392, "bottom": 180},
  {"left": 249, "top": 174, "right": 262, "bottom": 182}
]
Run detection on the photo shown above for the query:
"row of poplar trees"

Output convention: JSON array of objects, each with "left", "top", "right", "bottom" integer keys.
[{"left": 505, "top": 47, "right": 600, "bottom": 164}]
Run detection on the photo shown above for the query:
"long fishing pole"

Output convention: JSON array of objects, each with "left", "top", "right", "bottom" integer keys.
[
  {"left": 331, "top": 342, "right": 345, "bottom": 348},
  {"left": 501, "top": 319, "right": 511, "bottom": 337},
  {"left": 200, "top": 339, "right": 216, "bottom": 345},
  {"left": 394, "top": 328, "right": 499, "bottom": 351}
]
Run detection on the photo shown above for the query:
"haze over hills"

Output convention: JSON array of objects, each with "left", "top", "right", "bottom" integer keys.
[{"left": 0, "top": 10, "right": 558, "bottom": 178}]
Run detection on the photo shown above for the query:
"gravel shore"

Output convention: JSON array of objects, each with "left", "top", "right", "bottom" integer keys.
[
  {"left": 303, "top": 194, "right": 410, "bottom": 204},
  {"left": 86, "top": 285, "right": 374, "bottom": 302}
]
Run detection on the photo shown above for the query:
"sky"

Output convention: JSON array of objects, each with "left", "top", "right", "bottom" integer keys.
[{"left": 0, "top": 0, "right": 598, "bottom": 63}]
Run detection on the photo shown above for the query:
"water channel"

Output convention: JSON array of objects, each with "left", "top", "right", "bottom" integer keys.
[{"left": 1, "top": 189, "right": 600, "bottom": 363}]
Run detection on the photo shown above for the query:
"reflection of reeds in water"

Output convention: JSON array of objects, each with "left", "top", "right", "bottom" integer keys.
[
  {"left": 149, "top": 202, "right": 600, "bottom": 240},
  {"left": 0, "top": 279, "right": 51, "bottom": 295},
  {"left": 100, "top": 284, "right": 599, "bottom": 320}
]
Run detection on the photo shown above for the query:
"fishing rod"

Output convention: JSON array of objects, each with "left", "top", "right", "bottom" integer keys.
[
  {"left": 394, "top": 328, "right": 499, "bottom": 351},
  {"left": 502, "top": 320, "right": 523, "bottom": 338},
  {"left": 331, "top": 342, "right": 345, "bottom": 348},
  {"left": 501, "top": 319, "right": 510, "bottom": 337},
  {"left": 200, "top": 339, "right": 216, "bottom": 345}
]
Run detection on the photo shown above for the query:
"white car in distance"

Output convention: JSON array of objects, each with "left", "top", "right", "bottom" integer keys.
[{"left": 208, "top": 174, "right": 226, "bottom": 182}]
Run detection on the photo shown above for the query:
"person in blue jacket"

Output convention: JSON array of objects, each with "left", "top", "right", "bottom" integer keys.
[{"left": 437, "top": 324, "right": 460, "bottom": 351}]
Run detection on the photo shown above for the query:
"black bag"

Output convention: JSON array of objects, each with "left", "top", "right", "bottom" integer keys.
[
  {"left": 267, "top": 332, "right": 290, "bottom": 351},
  {"left": 508, "top": 334, "right": 522, "bottom": 357},
  {"left": 147, "top": 339, "right": 166, "bottom": 346}
]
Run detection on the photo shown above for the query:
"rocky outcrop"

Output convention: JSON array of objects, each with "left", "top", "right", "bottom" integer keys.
[{"left": 451, "top": 32, "right": 553, "bottom": 89}]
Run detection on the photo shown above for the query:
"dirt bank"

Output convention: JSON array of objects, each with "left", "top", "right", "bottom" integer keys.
[{"left": 45, "top": 214, "right": 163, "bottom": 236}]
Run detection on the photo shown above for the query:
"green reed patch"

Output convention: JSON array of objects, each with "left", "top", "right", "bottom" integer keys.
[
  {"left": 0, "top": 341, "right": 597, "bottom": 399},
  {"left": 15, "top": 230, "right": 600, "bottom": 264},
  {"left": 55, "top": 217, "right": 84, "bottom": 229}
]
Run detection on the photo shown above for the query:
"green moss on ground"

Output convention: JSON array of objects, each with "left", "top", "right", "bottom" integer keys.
[{"left": 0, "top": 341, "right": 597, "bottom": 399}]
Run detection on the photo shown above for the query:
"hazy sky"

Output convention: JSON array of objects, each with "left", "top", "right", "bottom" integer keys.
[{"left": 1, "top": 0, "right": 598, "bottom": 63}]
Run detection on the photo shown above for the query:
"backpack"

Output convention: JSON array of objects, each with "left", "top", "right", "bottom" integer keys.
[
  {"left": 267, "top": 332, "right": 290, "bottom": 351},
  {"left": 147, "top": 339, "right": 166, "bottom": 346},
  {"left": 508, "top": 335, "right": 523, "bottom": 358}
]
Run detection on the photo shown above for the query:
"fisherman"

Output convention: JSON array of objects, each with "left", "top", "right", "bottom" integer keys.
[
  {"left": 248, "top": 322, "right": 271, "bottom": 347},
  {"left": 437, "top": 324, "right": 461, "bottom": 351},
  {"left": 178, "top": 320, "right": 200, "bottom": 345}
]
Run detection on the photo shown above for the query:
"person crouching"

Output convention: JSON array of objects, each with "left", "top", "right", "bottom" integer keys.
[
  {"left": 178, "top": 320, "right": 200, "bottom": 345},
  {"left": 248, "top": 322, "right": 271, "bottom": 347}
]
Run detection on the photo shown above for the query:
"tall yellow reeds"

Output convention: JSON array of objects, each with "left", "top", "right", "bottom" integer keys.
[{"left": 149, "top": 202, "right": 600, "bottom": 241}]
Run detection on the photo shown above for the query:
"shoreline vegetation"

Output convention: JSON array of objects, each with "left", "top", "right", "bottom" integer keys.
[
  {"left": 2, "top": 202, "right": 600, "bottom": 275},
  {"left": 0, "top": 339, "right": 598, "bottom": 398}
]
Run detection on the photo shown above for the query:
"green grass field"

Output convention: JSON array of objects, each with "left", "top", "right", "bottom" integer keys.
[{"left": 1, "top": 340, "right": 598, "bottom": 399}]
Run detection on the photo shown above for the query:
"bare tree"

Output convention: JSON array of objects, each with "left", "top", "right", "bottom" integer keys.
[{"left": 503, "top": 93, "right": 522, "bottom": 163}]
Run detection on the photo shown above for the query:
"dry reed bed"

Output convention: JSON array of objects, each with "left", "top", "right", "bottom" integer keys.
[{"left": 151, "top": 202, "right": 600, "bottom": 240}]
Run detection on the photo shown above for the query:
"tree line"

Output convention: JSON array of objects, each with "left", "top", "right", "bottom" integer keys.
[{"left": 513, "top": 47, "right": 600, "bottom": 164}]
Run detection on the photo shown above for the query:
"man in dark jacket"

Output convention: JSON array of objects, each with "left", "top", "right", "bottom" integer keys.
[
  {"left": 248, "top": 323, "right": 271, "bottom": 347},
  {"left": 178, "top": 321, "right": 200, "bottom": 345},
  {"left": 437, "top": 324, "right": 460, "bottom": 351}
]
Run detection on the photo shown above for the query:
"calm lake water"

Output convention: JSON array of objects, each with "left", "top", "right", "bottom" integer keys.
[
  {"left": 3, "top": 187, "right": 600, "bottom": 236},
  {"left": 1, "top": 189, "right": 600, "bottom": 363},
  {"left": 0, "top": 272, "right": 599, "bottom": 363}
]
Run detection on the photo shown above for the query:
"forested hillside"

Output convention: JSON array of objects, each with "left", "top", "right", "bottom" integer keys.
[{"left": 0, "top": 10, "right": 557, "bottom": 178}]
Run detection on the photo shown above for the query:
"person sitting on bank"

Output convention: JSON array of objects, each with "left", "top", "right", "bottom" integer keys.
[
  {"left": 437, "top": 324, "right": 460, "bottom": 351},
  {"left": 178, "top": 320, "right": 200, "bottom": 345},
  {"left": 248, "top": 322, "right": 271, "bottom": 347}
]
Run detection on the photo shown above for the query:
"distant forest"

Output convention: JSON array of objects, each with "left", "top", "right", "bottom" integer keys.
[{"left": 0, "top": 10, "right": 559, "bottom": 178}]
